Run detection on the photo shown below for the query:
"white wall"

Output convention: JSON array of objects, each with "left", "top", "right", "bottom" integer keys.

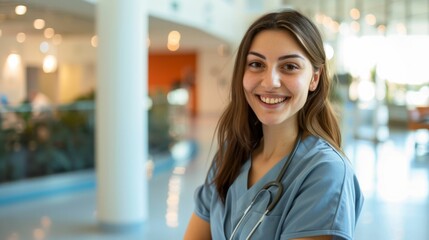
[
  {"left": 0, "top": 35, "right": 96, "bottom": 105},
  {"left": 196, "top": 48, "right": 234, "bottom": 116}
]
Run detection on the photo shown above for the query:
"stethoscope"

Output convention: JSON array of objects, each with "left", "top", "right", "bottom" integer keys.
[{"left": 229, "top": 131, "right": 302, "bottom": 240}]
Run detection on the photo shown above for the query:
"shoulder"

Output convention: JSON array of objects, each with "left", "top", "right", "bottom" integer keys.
[
  {"left": 297, "top": 135, "right": 349, "bottom": 174},
  {"left": 193, "top": 163, "right": 219, "bottom": 222},
  {"left": 280, "top": 136, "right": 363, "bottom": 239},
  {"left": 289, "top": 135, "right": 362, "bottom": 201}
]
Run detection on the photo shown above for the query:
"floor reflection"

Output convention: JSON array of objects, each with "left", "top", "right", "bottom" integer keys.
[{"left": 348, "top": 129, "right": 429, "bottom": 240}]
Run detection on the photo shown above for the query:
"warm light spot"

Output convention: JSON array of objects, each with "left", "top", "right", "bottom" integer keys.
[
  {"left": 350, "top": 8, "right": 360, "bottom": 20},
  {"left": 168, "top": 30, "right": 181, "bottom": 44},
  {"left": 33, "top": 19, "right": 45, "bottom": 30},
  {"left": 91, "top": 35, "right": 98, "bottom": 47},
  {"left": 167, "top": 31, "right": 181, "bottom": 51},
  {"left": 44, "top": 28, "right": 55, "bottom": 38},
  {"left": 173, "top": 166, "right": 186, "bottom": 175},
  {"left": 365, "top": 14, "right": 377, "bottom": 26},
  {"left": 167, "top": 42, "right": 180, "bottom": 51},
  {"left": 33, "top": 228, "right": 45, "bottom": 240},
  {"left": 16, "top": 32, "right": 26, "bottom": 43},
  {"left": 351, "top": 21, "right": 360, "bottom": 33},
  {"left": 43, "top": 55, "right": 58, "bottom": 73},
  {"left": 377, "top": 24, "right": 386, "bottom": 34},
  {"left": 329, "top": 20, "right": 340, "bottom": 33},
  {"left": 3, "top": 53, "right": 23, "bottom": 81},
  {"left": 6, "top": 53, "right": 21, "bottom": 70},
  {"left": 165, "top": 175, "right": 182, "bottom": 228},
  {"left": 15, "top": 5, "right": 27, "bottom": 15}
]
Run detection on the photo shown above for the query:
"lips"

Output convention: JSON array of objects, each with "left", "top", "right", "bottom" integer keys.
[{"left": 258, "top": 95, "right": 289, "bottom": 105}]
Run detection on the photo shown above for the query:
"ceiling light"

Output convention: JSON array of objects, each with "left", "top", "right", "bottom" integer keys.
[
  {"left": 16, "top": 32, "right": 26, "bottom": 43},
  {"left": 44, "top": 28, "right": 55, "bottom": 38},
  {"left": 34, "top": 19, "right": 45, "bottom": 30},
  {"left": 377, "top": 25, "right": 386, "bottom": 34},
  {"left": 168, "top": 30, "right": 181, "bottom": 44},
  {"left": 15, "top": 5, "right": 27, "bottom": 15},
  {"left": 167, "top": 42, "right": 180, "bottom": 52},
  {"left": 6, "top": 53, "right": 21, "bottom": 70},
  {"left": 350, "top": 8, "right": 360, "bottom": 20},
  {"left": 43, "top": 55, "right": 58, "bottom": 73},
  {"left": 365, "top": 14, "right": 377, "bottom": 26},
  {"left": 351, "top": 21, "right": 360, "bottom": 33}
]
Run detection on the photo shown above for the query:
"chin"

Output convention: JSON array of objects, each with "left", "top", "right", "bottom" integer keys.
[{"left": 258, "top": 118, "right": 285, "bottom": 126}]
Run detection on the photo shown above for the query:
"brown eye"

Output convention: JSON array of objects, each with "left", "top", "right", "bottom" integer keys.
[
  {"left": 247, "top": 61, "right": 265, "bottom": 72},
  {"left": 282, "top": 64, "right": 299, "bottom": 72}
]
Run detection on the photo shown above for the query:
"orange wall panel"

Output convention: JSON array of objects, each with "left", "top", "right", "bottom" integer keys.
[
  {"left": 148, "top": 53, "right": 197, "bottom": 115},
  {"left": 148, "top": 53, "right": 196, "bottom": 93}
]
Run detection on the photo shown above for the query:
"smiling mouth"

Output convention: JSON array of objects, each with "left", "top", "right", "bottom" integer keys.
[{"left": 258, "top": 95, "right": 289, "bottom": 105}]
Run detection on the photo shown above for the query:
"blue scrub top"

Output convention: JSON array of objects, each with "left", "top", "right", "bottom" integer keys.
[{"left": 194, "top": 135, "right": 364, "bottom": 240}]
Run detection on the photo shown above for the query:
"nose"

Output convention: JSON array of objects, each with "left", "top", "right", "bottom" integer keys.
[{"left": 261, "top": 65, "right": 281, "bottom": 90}]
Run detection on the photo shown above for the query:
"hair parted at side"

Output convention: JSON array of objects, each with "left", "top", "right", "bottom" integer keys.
[{"left": 211, "top": 9, "right": 342, "bottom": 202}]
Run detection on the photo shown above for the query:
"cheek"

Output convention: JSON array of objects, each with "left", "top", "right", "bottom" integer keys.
[
  {"left": 282, "top": 77, "right": 308, "bottom": 93},
  {"left": 242, "top": 74, "right": 256, "bottom": 93}
]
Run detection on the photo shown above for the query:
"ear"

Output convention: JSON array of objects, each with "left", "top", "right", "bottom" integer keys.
[{"left": 309, "top": 69, "right": 321, "bottom": 92}]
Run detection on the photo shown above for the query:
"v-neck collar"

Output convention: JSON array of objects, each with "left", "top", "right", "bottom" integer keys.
[{"left": 231, "top": 153, "right": 289, "bottom": 211}]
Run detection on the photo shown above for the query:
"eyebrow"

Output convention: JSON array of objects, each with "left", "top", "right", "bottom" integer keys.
[{"left": 248, "top": 51, "right": 305, "bottom": 61}]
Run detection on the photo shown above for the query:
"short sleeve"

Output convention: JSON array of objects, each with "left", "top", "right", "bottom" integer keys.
[
  {"left": 193, "top": 165, "right": 216, "bottom": 223},
  {"left": 281, "top": 158, "right": 363, "bottom": 240}
]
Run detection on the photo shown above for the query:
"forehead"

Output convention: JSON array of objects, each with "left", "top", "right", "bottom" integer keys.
[{"left": 249, "top": 29, "right": 306, "bottom": 57}]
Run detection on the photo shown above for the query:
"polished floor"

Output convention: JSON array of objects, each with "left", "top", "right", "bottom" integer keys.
[{"left": 0, "top": 112, "right": 428, "bottom": 240}]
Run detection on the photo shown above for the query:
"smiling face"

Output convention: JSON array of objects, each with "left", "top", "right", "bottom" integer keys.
[{"left": 243, "top": 29, "right": 320, "bottom": 128}]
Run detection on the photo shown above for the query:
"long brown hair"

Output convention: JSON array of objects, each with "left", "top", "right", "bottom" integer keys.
[{"left": 212, "top": 9, "right": 342, "bottom": 202}]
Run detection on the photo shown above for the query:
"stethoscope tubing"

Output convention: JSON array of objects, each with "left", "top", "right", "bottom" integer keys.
[{"left": 228, "top": 131, "right": 302, "bottom": 240}]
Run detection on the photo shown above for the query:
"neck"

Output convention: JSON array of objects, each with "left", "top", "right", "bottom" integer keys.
[{"left": 258, "top": 124, "right": 300, "bottom": 163}]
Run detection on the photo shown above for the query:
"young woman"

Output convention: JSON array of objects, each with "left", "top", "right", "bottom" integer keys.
[{"left": 185, "top": 9, "right": 363, "bottom": 240}]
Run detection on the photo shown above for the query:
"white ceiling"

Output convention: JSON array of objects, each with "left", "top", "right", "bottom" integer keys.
[
  {"left": 0, "top": 0, "right": 94, "bottom": 35},
  {"left": 0, "top": 0, "right": 428, "bottom": 51},
  {"left": 0, "top": 0, "right": 231, "bottom": 52},
  {"left": 283, "top": 0, "right": 429, "bottom": 34}
]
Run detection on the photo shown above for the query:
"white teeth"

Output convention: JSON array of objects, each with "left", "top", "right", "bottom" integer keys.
[{"left": 260, "top": 96, "right": 286, "bottom": 104}]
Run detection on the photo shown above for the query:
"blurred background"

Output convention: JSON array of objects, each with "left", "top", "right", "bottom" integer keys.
[{"left": 0, "top": 0, "right": 428, "bottom": 239}]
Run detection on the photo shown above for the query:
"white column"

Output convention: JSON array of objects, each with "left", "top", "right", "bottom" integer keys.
[{"left": 96, "top": 0, "right": 148, "bottom": 231}]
